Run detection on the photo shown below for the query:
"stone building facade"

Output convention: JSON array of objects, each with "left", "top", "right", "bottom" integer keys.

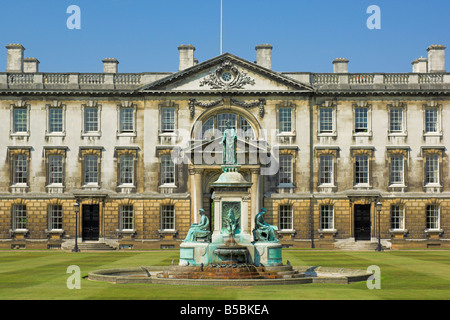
[{"left": 0, "top": 43, "right": 449, "bottom": 250}]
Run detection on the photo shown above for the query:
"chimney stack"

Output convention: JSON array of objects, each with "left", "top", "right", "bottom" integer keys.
[
  {"left": 427, "top": 45, "right": 446, "bottom": 73},
  {"left": 23, "top": 58, "right": 40, "bottom": 73},
  {"left": 411, "top": 57, "right": 428, "bottom": 73},
  {"left": 178, "top": 45, "right": 196, "bottom": 71},
  {"left": 6, "top": 44, "right": 25, "bottom": 73},
  {"left": 255, "top": 44, "right": 273, "bottom": 69},
  {"left": 102, "top": 58, "right": 119, "bottom": 73},
  {"left": 333, "top": 58, "right": 349, "bottom": 73}
]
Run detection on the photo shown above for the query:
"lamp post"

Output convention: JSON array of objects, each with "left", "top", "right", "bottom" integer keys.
[
  {"left": 72, "top": 202, "right": 80, "bottom": 252},
  {"left": 375, "top": 201, "right": 383, "bottom": 252}
]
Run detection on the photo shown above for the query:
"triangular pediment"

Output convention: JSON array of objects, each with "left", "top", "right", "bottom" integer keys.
[
  {"left": 183, "top": 136, "right": 270, "bottom": 166},
  {"left": 137, "top": 53, "right": 313, "bottom": 93}
]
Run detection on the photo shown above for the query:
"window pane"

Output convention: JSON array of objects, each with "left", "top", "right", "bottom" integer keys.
[
  {"left": 12, "top": 205, "right": 27, "bottom": 230},
  {"left": 120, "top": 108, "right": 134, "bottom": 132},
  {"left": 425, "top": 108, "right": 438, "bottom": 133},
  {"left": 217, "top": 113, "right": 237, "bottom": 134},
  {"left": 13, "top": 108, "right": 27, "bottom": 133},
  {"left": 161, "top": 107, "right": 175, "bottom": 133},
  {"left": 320, "top": 155, "right": 334, "bottom": 185},
  {"left": 13, "top": 155, "right": 28, "bottom": 184},
  {"left": 84, "top": 107, "right": 98, "bottom": 132},
  {"left": 279, "top": 205, "right": 292, "bottom": 230},
  {"left": 320, "top": 205, "right": 334, "bottom": 230},
  {"left": 49, "top": 108, "right": 63, "bottom": 133},
  {"left": 120, "top": 155, "right": 134, "bottom": 184},
  {"left": 425, "top": 155, "right": 439, "bottom": 184},
  {"left": 84, "top": 155, "right": 98, "bottom": 184},
  {"left": 49, "top": 205, "right": 63, "bottom": 230},
  {"left": 355, "top": 155, "right": 369, "bottom": 184},
  {"left": 161, "top": 155, "right": 175, "bottom": 185},
  {"left": 426, "top": 205, "right": 439, "bottom": 229},
  {"left": 239, "top": 116, "right": 255, "bottom": 139},
  {"left": 354, "top": 107, "right": 368, "bottom": 132},
  {"left": 279, "top": 108, "right": 292, "bottom": 133},
  {"left": 201, "top": 117, "right": 215, "bottom": 140},
  {"left": 279, "top": 155, "right": 293, "bottom": 185},
  {"left": 390, "top": 156, "right": 404, "bottom": 184},
  {"left": 120, "top": 205, "right": 134, "bottom": 230},
  {"left": 390, "top": 205, "right": 403, "bottom": 230},
  {"left": 161, "top": 205, "right": 175, "bottom": 230},
  {"left": 390, "top": 108, "right": 403, "bottom": 132},
  {"left": 49, "top": 155, "right": 63, "bottom": 184},
  {"left": 320, "top": 108, "right": 333, "bottom": 132}
]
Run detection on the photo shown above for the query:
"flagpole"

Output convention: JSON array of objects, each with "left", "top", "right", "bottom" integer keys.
[{"left": 220, "top": 0, "right": 223, "bottom": 55}]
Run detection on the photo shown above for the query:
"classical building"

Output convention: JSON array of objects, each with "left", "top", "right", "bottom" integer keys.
[{"left": 0, "top": 43, "right": 449, "bottom": 250}]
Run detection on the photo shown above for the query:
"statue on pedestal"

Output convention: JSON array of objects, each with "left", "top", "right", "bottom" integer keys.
[
  {"left": 221, "top": 120, "right": 237, "bottom": 165},
  {"left": 184, "top": 209, "right": 211, "bottom": 242},
  {"left": 253, "top": 207, "right": 279, "bottom": 242}
]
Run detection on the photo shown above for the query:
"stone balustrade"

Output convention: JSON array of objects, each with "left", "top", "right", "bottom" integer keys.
[{"left": 0, "top": 71, "right": 448, "bottom": 90}]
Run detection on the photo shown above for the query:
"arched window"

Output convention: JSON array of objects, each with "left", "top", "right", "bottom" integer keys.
[{"left": 198, "top": 113, "right": 255, "bottom": 140}]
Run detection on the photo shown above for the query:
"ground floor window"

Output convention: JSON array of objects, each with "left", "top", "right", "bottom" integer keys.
[
  {"left": 279, "top": 205, "right": 293, "bottom": 230},
  {"left": 426, "top": 205, "right": 439, "bottom": 230},
  {"left": 12, "top": 205, "right": 27, "bottom": 230},
  {"left": 119, "top": 205, "right": 134, "bottom": 230},
  {"left": 320, "top": 205, "right": 334, "bottom": 230},
  {"left": 48, "top": 205, "right": 63, "bottom": 230},
  {"left": 161, "top": 205, "right": 175, "bottom": 230},
  {"left": 390, "top": 205, "right": 404, "bottom": 230}
]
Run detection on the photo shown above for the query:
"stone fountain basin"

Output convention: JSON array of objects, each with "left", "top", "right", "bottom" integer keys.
[{"left": 88, "top": 265, "right": 372, "bottom": 286}]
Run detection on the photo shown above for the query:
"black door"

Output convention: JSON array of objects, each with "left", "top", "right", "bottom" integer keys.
[
  {"left": 354, "top": 204, "right": 371, "bottom": 241},
  {"left": 82, "top": 205, "right": 99, "bottom": 241}
]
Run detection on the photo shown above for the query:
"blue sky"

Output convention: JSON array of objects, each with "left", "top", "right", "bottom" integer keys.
[{"left": 0, "top": 0, "right": 448, "bottom": 73}]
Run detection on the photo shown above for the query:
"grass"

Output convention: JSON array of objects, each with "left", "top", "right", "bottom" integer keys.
[{"left": 0, "top": 250, "right": 449, "bottom": 300}]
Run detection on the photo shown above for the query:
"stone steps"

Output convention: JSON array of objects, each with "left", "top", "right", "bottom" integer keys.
[
  {"left": 334, "top": 241, "right": 388, "bottom": 251},
  {"left": 67, "top": 242, "right": 116, "bottom": 251}
]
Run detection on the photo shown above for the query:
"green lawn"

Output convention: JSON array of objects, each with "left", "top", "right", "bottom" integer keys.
[{"left": 0, "top": 250, "right": 449, "bottom": 300}]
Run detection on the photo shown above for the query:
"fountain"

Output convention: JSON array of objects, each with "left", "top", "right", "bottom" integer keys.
[{"left": 87, "top": 122, "right": 374, "bottom": 285}]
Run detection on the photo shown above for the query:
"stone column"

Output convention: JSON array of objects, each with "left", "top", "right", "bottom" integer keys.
[
  {"left": 250, "top": 168, "right": 260, "bottom": 233},
  {"left": 189, "top": 168, "right": 203, "bottom": 224}
]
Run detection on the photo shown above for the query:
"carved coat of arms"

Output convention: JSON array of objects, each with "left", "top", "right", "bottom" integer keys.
[{"left": 199, "top": 60, "right": 255, "bottom": 90}]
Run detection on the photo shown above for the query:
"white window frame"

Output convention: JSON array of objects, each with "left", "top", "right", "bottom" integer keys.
[
  {"left": 425, "top": 205, "right": 440, "bottom": 231},
  {"left": 12, "top": 204, "right": 27, "bottom": 231},
  {"left": 354, "top": 155, "right": 370, "bottom": 186},
  {"left": 48, "top": 155, "right": 64, "bottom": 186},
  {"left": 48, "top": 204, "right": 63, "bottom": 231},
  {"left": 117, "top": 102, "right": 137, "bottom": 137},
  {"left": 160, "top": 205, "right": 175, "bottom": 231},
  {"left": 81, "top": 102, "right": 102, "bottom": 138},
  {"left": 276, "top": 102, "right": 296, "bottom": 139},
  {"left": 423, "top": 103, "right": 442, "bottom": 137},
  {"left": 10, "top": 102, "right": 31, "bottom": 137},
  {"left": 317, "top": 101, "right": 337, "bottom": 137},
  {"left": 45, "top": 102, "right": 66, "bottom": 137},
  {"left": 319, "top": 155, "right": 334, "bottom": 186},
  {"left": 390, "top": 205, "right": 405, "bottom": 231},
  {"left": 119, "top": 205, "right": 135, "bottom": 231},
  {"left": 83, "top": 155, "right": 99, "bottom": 186},
  {"left": 119, "top": 155, "right": 135, "bottom": 186},
  {"left": 158, "top": 102, "right": 179, "bottom": 138},
  {"left": 387, "top": 103, "right": 407, "bottom": 137},
  {"left": 279, "top": 205, "right": 293, "bottom": 231},
  {"left": 352, "top": 102, "right": 372, "bottom": 137},
  {"left": 389, "top": 155, "right": 405, "bottom": 186},
  {"left": 278, "top": 154, "right": 294, "bottom": 188},
  {"left": 12, "top": 154, "right": 28, "bottom": 186},
  {"left": 319, "top": 205, "right": 335, "bottom": 231},
  {"left": 160, "top": 155, "right": 176, "bottom": 187},
  {"left": 425, "top": 155, "right": 440, "bottom": 186}
]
